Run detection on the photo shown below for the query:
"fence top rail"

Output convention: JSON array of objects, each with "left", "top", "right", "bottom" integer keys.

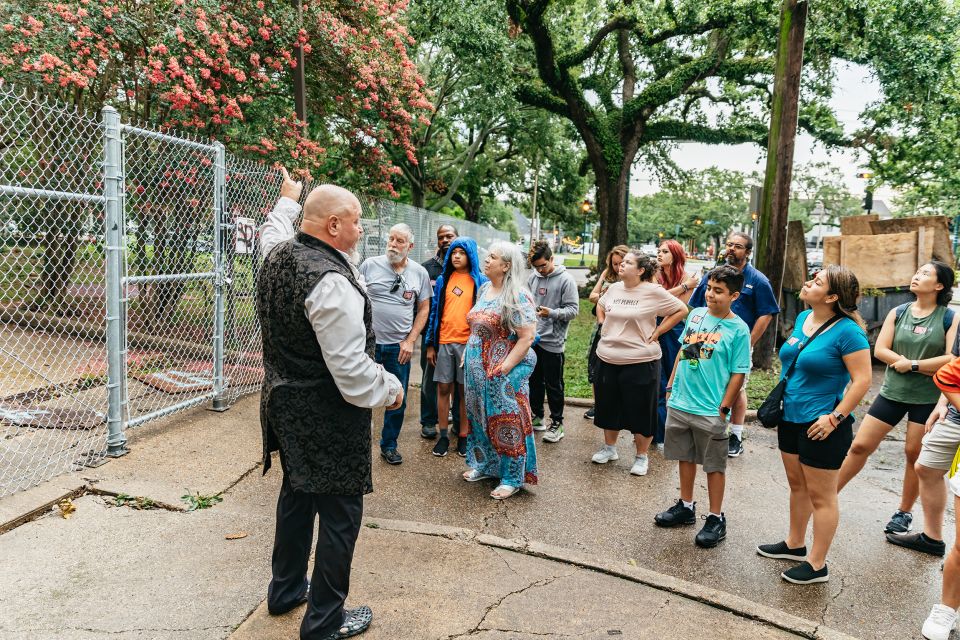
[
  {"left": 0, "top": 184, "right": 106, "bottom": 204},
  {"left": 120, "top": 123, "right": 219, "bottom": 153}
]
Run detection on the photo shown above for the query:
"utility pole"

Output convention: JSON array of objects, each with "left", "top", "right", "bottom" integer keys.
[{"left": 754, "top": 0, "right": 808, "bottom": 369}]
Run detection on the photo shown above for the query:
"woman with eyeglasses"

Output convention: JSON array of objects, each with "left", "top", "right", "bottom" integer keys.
[
  {"left": 461, "top": 241, "right": 538, "bottom": 499},
  {"left": 584, "top": 245, "right": 630, "bottom": 420},
  {"left": 654, "top": 240, "right": 701, "bottom": 449}
]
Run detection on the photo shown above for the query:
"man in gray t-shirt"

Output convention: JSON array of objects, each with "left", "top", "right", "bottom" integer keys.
[{"left": 358, "top": 224, "right": 432, "bottom": 465}]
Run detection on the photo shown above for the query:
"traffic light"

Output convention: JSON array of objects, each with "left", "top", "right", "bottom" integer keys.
[
  {"left": 581, "top": 199, "right": 592, "bottom": 213},
  {"left": 863, "top": 190, "right": 873, "bottom": 212}
]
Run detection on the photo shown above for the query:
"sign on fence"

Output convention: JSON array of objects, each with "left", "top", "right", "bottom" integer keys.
[{"left": 235, "top": 217, "right": 256, "bottom": 255}]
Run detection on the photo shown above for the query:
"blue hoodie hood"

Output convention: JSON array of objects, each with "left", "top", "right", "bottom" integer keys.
[{"left": 424, "top": 236, "right": 489, "bottom": 347}]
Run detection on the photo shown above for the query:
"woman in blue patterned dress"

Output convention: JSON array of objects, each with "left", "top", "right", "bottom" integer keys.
[{"left": 462, "top": 240, "right": 538, "bottom": 499}]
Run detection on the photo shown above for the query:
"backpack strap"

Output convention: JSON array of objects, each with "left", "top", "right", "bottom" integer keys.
[
  {"left": 894, "top": 303, "right": 909, "bottom": 323},
  {"left": 945, "top": 308, "right": 955, "bottom": 333}
]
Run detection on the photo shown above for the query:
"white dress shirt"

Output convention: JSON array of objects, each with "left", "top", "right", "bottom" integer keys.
[{"left": 259, "top": 197, "right": 401, "bottom": 408}]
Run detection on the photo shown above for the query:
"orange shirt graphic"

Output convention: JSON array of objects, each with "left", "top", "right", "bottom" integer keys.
[{"left": 438, "top": 271, "right": 474, "bottom": 344}]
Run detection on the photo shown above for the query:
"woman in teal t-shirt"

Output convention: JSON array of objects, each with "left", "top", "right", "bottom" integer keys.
[
  {"left": 757, "top": 265, "right": 872, "bottom": 586},
  {"left": 837, "top": 261, "right": 957, "bottom": 538}
]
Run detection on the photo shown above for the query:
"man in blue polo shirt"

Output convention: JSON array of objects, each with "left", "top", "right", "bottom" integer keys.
[{"left": 689, "top": 231, "right": 779, "bottom": 457}]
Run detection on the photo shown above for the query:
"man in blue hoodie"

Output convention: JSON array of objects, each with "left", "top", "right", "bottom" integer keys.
[
  {"left": 527, "top": 240, "right": 580, "bottom": 443},
  {"left": 424, "top": 237, "right": 488, "bottom": 457}
]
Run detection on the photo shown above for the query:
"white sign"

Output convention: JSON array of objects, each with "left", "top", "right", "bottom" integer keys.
[{"left": 235, "top": 217, "right": 256, "bottom": 254}]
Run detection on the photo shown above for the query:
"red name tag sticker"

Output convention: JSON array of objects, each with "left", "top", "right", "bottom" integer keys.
[
  {"left": 403, "top": 290, "right": 414, "bottom": 300},
  {"left": 538, "top": 287, "right": 547, "bottom": 295},
  {"left": 453, "top": 286, "right": 463, "bottom": 296},
  {"left": 914, "top": 326, "right": 928, "bottom": 335},
  {"left": 787, "top": 336, "right": 799, "bottom": 345}
]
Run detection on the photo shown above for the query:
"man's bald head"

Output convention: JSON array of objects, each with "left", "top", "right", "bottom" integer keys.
[
  {"left": 302, "top": 184, "right": 361, "bottom": 224},
  {"left": 300, "top": 184, "right": 364, "bottom": 256}
]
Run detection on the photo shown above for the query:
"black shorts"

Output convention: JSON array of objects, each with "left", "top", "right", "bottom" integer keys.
[
  {"left": 866, "top": 394, "right": 936, "bottom": 426},
  {"left": 594, "top": 359, "right": 659, "bottom": 436},
  {"left": 777, "top": 418, "right": 854, "bottom": 470}
]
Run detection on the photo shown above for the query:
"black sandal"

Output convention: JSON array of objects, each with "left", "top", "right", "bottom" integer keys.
[{"left": 326, "top": 605, "right": 372, "bottom": 639}]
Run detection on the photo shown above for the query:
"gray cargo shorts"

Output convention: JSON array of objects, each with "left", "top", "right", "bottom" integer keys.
[
  {"left": 663, "top": 407, "right": 730, "bottom": 474},
  {"left": 433, "top": 343, "right": 466, "bottom": 385}
]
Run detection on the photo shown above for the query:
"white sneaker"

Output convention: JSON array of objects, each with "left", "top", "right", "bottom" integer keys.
[
  {"left": 655, "top": 443, "right": 665, "bottom": 453},
  {"left": 591, "top": 447, "right": 619, "bottom": 464},
  {"left": 542, "top": 423, "right": 565, "bottom": 443},
  {"left": 923, "top": 604, "right": 959, "bottom": 640},
  {"left": 630, "top": 455, "right": 649, "bottom": 476}
]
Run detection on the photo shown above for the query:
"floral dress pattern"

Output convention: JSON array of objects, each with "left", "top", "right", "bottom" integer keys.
[{"left": 464, "top": 285, "right": 538, "bottom": 487}]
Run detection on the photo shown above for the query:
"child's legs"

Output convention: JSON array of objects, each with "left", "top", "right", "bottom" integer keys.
[{"left": 437, "top": 382, "right": 454, "bottom": 431}]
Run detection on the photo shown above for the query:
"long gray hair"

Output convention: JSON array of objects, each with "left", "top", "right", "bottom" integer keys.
[{"left": 487, "top": 240, "right": 533, "bottom": 333}]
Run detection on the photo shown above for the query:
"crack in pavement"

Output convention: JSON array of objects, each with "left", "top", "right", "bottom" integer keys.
[
  {"left": 819, "top": 574, "right": 846, "bottom": 627},
  {"left": 10, "top": 624, "right": 233, "bottom": 634},
  {"left": 442, "top": 570, "right": 577, "bottom": 639}
]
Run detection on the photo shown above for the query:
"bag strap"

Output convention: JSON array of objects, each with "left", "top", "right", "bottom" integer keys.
[{"left": 784, "top": 314, "right": 842, "bottom": 381}]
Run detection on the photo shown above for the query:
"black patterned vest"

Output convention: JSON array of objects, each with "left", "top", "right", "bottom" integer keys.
[{"left": 257, "top": 232, "right": 375, "bottom": 495}]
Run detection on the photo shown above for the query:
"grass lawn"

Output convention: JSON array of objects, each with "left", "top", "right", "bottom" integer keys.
[{"left": 563, "top": 299, "right": 782, "bottom": 409}]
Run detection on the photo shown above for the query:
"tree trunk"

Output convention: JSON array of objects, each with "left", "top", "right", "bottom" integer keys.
[
  {"left": 410, "top": 183, "right": 425, "bottom": 209},
  {"left": 596, "top": 172, "right": 629, "bottom": 262}
]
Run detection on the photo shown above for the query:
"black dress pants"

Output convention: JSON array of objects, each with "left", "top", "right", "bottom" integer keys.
[
  {"left": 530, "top": 344, "right": 565, "bottom": 423},
  {"left": 268, "top": 473, "right": 364, "bottom": 640}
]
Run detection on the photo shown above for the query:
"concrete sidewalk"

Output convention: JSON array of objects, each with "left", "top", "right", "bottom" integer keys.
[{"left": 0, "top": 394, "right": 864, "bottom": 640}]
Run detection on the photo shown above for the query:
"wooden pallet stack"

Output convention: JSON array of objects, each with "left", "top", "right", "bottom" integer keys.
[{"left": 822, "top": 215, "right": 955, "bottom": 288}]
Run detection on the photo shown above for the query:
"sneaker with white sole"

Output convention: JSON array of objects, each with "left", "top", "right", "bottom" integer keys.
[
  {"left": 532, "top": 416, "right": 546, "bottom": 432},
  {"left": 923, "top": 604, "right": 959, "bottom": 640},
  {"left": 591, "top": 446, "right": 619, "bottom": 464},
  {"left": 543, "top": 423, "right": 565, "bottom": 443},
  {"left": 630, "top": 454, "right": 649, "bottom": 476}
]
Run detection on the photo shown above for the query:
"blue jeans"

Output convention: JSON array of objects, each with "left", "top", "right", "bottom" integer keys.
[{"left": 375, "top": 343, "right": 410, "bottom": 451}]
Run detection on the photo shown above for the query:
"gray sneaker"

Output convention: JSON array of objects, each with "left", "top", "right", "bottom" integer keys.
[
  {"left": 591, "top": 446, "right": 619, "bottom": 464},
  {"left": 543, "top": 422, "right": 565, "bottom": 443}
]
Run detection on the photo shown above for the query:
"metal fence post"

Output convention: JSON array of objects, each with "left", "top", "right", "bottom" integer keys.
[
  {"left": 102, "top": 106, "right": 128, "bottom": 457},
  {"left": 211, "top": 142, "right": 228, "bottom": 410}
]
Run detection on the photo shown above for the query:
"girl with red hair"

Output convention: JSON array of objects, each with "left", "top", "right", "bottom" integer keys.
[{"left": 655, "top": 240, "right": 701, "bottom": 448}]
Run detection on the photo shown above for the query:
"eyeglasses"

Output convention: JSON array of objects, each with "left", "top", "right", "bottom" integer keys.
[
  {"left": 531, "top": 261, "right": 550, "bottom": 271},
  {"left": 390, "top": 274, "right": 405, "bottom": 293},
  {"left": 726, "top": 242, "right": 747, "bottom": 250}
]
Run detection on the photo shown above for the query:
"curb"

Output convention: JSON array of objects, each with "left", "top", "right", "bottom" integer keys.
[{"left": 362, "top": 517, "right": 855, "bottom": 640}]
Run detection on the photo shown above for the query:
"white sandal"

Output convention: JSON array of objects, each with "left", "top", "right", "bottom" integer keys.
[
  {"left": 490, "top": 484, "right": 520, "bottom": 500},
  {"left": 463, "top": 469, "right": 495, "bottom": 482}
]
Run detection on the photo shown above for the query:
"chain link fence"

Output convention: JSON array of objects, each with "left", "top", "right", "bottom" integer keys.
[{"left": 0, "top": 85, "right": 509, "bottom": 497}]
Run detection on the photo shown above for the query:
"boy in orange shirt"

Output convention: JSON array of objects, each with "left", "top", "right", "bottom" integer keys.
[{"left": 425, "top": 237, "right": 488, "bottom": 457}]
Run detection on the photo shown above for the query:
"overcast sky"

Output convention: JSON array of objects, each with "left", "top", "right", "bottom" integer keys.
[{"left": 631, "top": 62, "right": 896, "bottom": 207}]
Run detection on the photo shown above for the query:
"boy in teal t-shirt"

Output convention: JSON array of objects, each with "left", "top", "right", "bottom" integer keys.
[{"left": 654, "top": 265, "right": 752, "bottom": 549}]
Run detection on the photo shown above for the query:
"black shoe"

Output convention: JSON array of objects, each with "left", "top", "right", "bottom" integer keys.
[
  {"left": 584, "top": 407, "right": 595, "bottom": 419},
  {"left": 380, "top": 449, "right": 402, "bottom": 465},
  {"left": 884, "top": 510, "right": 913, "bottom": 534},
  {"left": 432, "top": 436, "right": 449, "bottom": 457},
  {"left": 654, "top": 499, "right": 696, "bottom": 527},
  {"left": 728, "top": 433, "right": 743, "bottom": 457},
  {"left": 781, "top": 561, "right": 829, "bottom": 584},
  {"left": 267, "top": 581, "right": 309, "bottom": 615},
  {"left": 421, "top": 424, "right": 437, "bottom": 439},
  {"left": 757, "top": 541, "right": 807, "bottom": 561},
  {"left": 695, "top": 514, "right": 726, "bottom": 548},
  {"left": 886, "top": 531, "right": 946, "bottom": 557},
  {"left": 321, "top": 605, "right": 373, "bottom": 639},
  {"left": 456, "top": 436, "right": 467, "bottom": 457}
]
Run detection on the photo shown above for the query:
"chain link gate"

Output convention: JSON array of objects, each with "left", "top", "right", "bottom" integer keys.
[{"left": 0, "top": 85, "right": 510, "bottom": 498}]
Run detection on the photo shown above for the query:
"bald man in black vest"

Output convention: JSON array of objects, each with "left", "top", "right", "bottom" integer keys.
[{"left": 258, "top": 169, "right": 403, "bottom": 639}]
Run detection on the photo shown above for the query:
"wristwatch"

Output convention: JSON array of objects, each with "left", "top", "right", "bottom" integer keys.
[
  {"left": 720, "top": 406, "right": 731, "bottom": 416},
  {"left": 912, "top": 360, "right": 920, "bottom": 372},
  {"left": 831, "top": 410, "right": 846, "bottom": 424}
]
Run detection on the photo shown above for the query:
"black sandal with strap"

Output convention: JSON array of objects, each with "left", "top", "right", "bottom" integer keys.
[{"left": 325, "top": 605, "right": 373, "bottom": 639}]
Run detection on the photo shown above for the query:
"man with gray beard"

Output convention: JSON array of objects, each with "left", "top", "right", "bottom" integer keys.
[{"left": 358, "top": 224, "right": 432, "bottom": 465}]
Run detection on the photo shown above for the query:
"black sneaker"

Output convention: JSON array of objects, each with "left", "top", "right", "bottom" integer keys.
[
  {"left": 781, "top": 561, "right": 829, "bottom": 584},
  {"left": 380, "top": 449, "right": 403, "bottom": 465},
  {"left": 728, "top": 433, "right": 743, "bottom": 457},
  {"left": 884, "top": 510, "right": 913, "bottom": 534},
  {"left": 432, "top": 436, "right": 449, "bottom": 457},
  {"left": 757, "top": 541, "right": 807, "bottom": 561},
  {"left": 421, "top": 424, "right": 438, "bottom": 439},
  {"left": 456, "top": 436, "right": 467, "bottom": 457},
  {"left": 695, "top": 514, "right": 726, "bottom": 548},
  {"left": 886, "top": 531, "right": 946, "bottom": 557},
  {"left": 584, "top": 407, "right": 595, "bottom": 419},
  {"left": 654, "top": 499, "right": 696, "bottom": 527}
]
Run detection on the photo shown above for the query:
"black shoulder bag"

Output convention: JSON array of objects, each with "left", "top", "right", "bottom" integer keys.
[{"left": 757, "top": 315, "right": 841, "bottom": 429}]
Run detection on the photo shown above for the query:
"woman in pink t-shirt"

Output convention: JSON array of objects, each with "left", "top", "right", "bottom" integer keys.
[{"left": 592, "top": 250, "right": 689, "bottom": 476}]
